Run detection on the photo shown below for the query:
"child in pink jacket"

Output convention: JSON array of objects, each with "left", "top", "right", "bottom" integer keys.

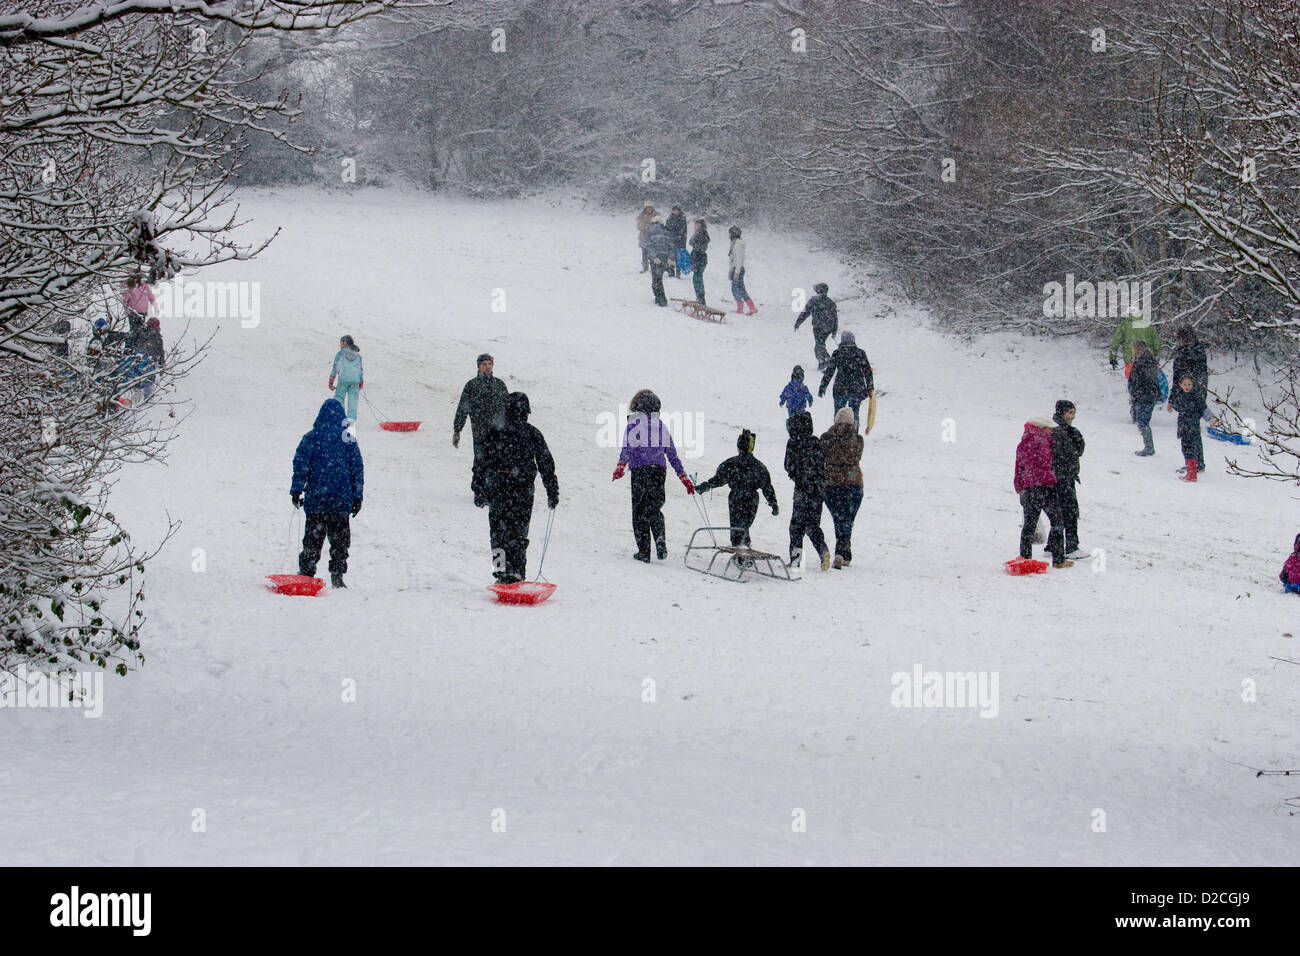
[
  {"left": 1280, "top": 534, "right": 1300, "bottom": 589},
  {"left": 1013, "top": 419, "right": 1070, "bottom": 568}
]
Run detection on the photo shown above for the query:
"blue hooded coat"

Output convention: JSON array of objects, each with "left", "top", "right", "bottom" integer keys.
[{"left": 291, "top": 399, "right": 364, "bottom": 514}]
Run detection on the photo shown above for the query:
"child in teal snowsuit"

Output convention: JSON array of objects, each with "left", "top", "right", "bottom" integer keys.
[
  {"left": 779, "top": 365, "right": 814, "bottom": 417},
  {"left": 329, "top": 335, "right": 364, "bottom": 421}
]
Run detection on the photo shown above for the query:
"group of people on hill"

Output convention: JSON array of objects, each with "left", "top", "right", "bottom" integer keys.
[
  {"left": 57, "top": 273, "right": 168, "bottom": 410},
  {"left": 1016, "top": 310, "right": 1222, "bottom": 570},
  {"left": 1112, "top": 306, "right": 1213, "bottom": 480},
  {"left": 635, "top": 202, "right": 755, "bottom": 314}
]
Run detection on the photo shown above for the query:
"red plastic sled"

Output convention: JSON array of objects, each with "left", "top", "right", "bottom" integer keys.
[
  {"left": 487, "top": 581, "right": 557, "bottom": 605},
  {"left": 379, "top": 421, "right": 422, "bottom": 432},
  {"left": 1004, "top": 558, "right": 1049, "bottom": 576},
  {"left": 266, "top": 574, "right": 326, "bottom": 596}
]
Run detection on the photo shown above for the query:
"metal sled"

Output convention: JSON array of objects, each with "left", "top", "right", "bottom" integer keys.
[{"left": 684, "top": 527, "right": 800, "bottom": 582}]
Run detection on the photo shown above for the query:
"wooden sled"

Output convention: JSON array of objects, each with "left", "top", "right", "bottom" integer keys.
[
  {"left": 671, "top": 298, "right": 727, "bottom": 324},
  {"left": 684, "top": 527, "right": 800, "bottom": 582}
]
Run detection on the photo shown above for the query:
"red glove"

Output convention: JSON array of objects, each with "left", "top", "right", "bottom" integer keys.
[
  {"left": 358, "top": 381, "right": 364, "bottom": 390},
  {"left": 612, "top": 462, "right": 626, "bottom": 481},
  {"left": 328, "top": 377, "right": 335, "bottom": 391},
  {"left": 679, "top": 474, "right": 695, "bottom": 494}
]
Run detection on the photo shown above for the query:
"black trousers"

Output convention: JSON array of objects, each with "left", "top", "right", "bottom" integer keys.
[
  {"left": 1019, "top": 486, "right": 1063, "bottom": 562},
  {"left": 488, "top": 484, "right": 534, "bottom": 580},
  {"left": 1053, "top": 479, "right": 1079, "bottom": 553},
  {"left": 813, "top": 331, "right": 832, "bottom": 367},
  {"left": 728, "top": 494, "right": 759, "bottom": 549},
  {"left": 650, "top": 257, "right": 669, "bottom": 306},
  {"left": 789, "top": 489, "right": 828, "bottom": 561},
  {"left": 1178, "top": 420, "right": 1205, "bottom": 466},
  {"left": 300, "top": 512, "right": 350, "bottom": 576},
  {"left": 631, "top": 465, "right": 667, "bottom": 558}
]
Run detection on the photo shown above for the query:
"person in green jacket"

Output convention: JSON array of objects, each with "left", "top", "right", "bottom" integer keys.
[
  {"left": 1109, "top": 305, "right": 1161, "bottom": 422},
  {"left": 1108, "top": 305, "right": 1161, "bottom": 368}
]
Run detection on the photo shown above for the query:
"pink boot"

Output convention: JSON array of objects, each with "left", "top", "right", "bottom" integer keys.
[
  {"left": 745, "top": 299, "right": 757, "bottom": 315},
  {"left": 735, "top": 301, "right": 745, "bottom": 314}
]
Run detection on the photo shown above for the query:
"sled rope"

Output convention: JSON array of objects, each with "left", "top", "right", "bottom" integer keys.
[
  {"left": 359, "top": 389, "right": 393, "bottom": 424},
  {"left": 534, "top": 507, "right": 555, "bottom": 583},
  {"left": 288, "top": 506, "right": 301, "bottom": 569},
  {"left": 693, "top": 489, "right": 718, "bottom": 547}
]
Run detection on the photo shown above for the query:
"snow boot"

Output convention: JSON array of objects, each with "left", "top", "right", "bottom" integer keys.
[
  {"left": 1134, "top": 425, "right": 1154, "bottom": 456},
  {"left": 633, "top": 551, "right": 651, "bottom": 563},
  {"left": 735, "top": 301, "right": 745, "bottom": 314},
  {"left": 832, "top": 555, "right": 843, "bottom": 569},
  {"left": 745, "top": 299, "right": 757, "bottom": 315},
  {"left": 656, "top": 539, "right": 667, "bottom": 560},
  {"left": 331, "top": 573, "right": 346, "bottom": 588},
  {"left": 1052, "top": 558, "right": 1074, "bottom": 569},
  {"left": 820, "top": 550, "right": 833, "bottom": 571},
  {"left": 1180, "top": 458, "right": 1198, "bottom": 482}
]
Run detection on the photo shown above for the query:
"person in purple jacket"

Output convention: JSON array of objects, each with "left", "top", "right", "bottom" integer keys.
[{"left": 612, "top": 389, "right": 696, "bottom": 562}]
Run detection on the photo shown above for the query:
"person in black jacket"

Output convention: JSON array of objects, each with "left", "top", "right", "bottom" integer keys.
[
  {"left": 472, "top": 392, "right": 559, "bottom": 583},
  {"left": 794, "top": 283, "right": 839, "bottom": 370},
  {"left": 1170, "top": 327, "right": 1209, "bottom": 397},
  {"left": 818, "top": 331, "right": 874, "bottom": 431},
  {"left": 1050, "top": 400, "right": 1085, "bottom": 556},
  {"left": 454, "top": 353, "right": 509, "bottom": 464},
  {"left": 1128, "top": 340, "right": 1161, "bottom": 457},
  {"left": 1169, "top": 374, "right": 1206, "bottom": 482},
  {"left": 665, "top": 206, "right": 688, "bottom": 278},
  {"left": 1168, "top": 327, "right": 1209, "bottom": 471},
  {"left": 784, "top": 411, "right": 831, "bottom": 570},
  {"left": 695, "top": 429, "right": 778, "bottom": 552},
  {"left": 689, "top": 219, "right": 709, "bottom": 304}
]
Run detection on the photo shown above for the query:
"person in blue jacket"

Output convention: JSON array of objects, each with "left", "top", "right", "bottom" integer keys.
[
  {"left": 291, "top": 398, "right": 364, "bottom": 588},
  {"left": 329, "top": 335, "right": 364, "bottom": 421},
  {"left": 779, "top": 365, "right": 814, "bottom": 417}
]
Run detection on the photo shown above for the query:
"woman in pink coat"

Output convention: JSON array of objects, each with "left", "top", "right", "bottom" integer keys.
[
  {"left": 1279, "top": 533, "right": 1300, "bottom": 589},
  {"left": 1014, "top": 419, "right": 1071, "bottom": 568}
]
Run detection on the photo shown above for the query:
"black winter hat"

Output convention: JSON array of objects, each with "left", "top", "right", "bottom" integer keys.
[
  {"left": 476, "top": 352, "right": 493, "bottom": 364},
  {"left": 728, "top": 226, "right": 741, "bottom": 239},
  {"left": 791, "top": 365, "right": 804, "bottom": 381},
  {"left": 814, "top": 283, "right": 829, "bottom": 295},
  {"left": 737, "top": 429, "right": 755, "bottom": 453},
  {"left": 1054, "top": 399, "right": 1075, "bottom": 418}
]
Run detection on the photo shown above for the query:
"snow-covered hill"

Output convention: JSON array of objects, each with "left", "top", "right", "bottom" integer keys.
[{"left": 3, "top": 188, "right": 1296, "bottom": 865}]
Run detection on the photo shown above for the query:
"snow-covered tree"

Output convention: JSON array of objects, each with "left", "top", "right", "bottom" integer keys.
[{"left": 0, "top": 0, "right": 423, "bottom": 675}]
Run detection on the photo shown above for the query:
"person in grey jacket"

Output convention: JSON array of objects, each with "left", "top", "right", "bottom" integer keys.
[{"left": 644, "top": 217, "right": 676, "bottom": 307}]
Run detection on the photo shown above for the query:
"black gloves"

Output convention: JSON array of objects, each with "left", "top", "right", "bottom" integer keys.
[
  {"left": 771, "top": 502, "right": 779, "bottom": 516},
  {"left": 817, "top": 388, "right": 826, "bottom": 398},
  {"left": 351, "top": 499, "right": 362, "bottom": 517},
  {"left": 1110, "top": 356, "right": 1118, "bottom": 369},
  {"left": 474, "top": 494, "right": 486, "bottom": 509},
  {"left": 548, "top": 494, "right": 559, "bottom": 510},
  {"left": 291, "top": 492, "right": 302, "bottom": 509}
]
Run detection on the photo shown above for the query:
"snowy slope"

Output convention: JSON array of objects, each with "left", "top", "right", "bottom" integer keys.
[{"left": 2, "top": 187, "right": 1297, "bottom": 865}]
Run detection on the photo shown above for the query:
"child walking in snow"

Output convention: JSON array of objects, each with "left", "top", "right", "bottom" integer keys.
[
  {"left": 1169, "top": 373, "right": 1206, "bottom": 482},
  {"left": 779, "top": 366, "right": 814, "bottom": 417},
  {"left": 784, "top": 411, "right": 832, "bottom": 570},
  {"left": 329, "top": 335, "right": 364, "bottom": 421},
  {"left": 695, "top": 429, "right": 778, "bottom": 553},
  {"left": 613, "top": 389, "right": 696, "bottom": 562}
]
